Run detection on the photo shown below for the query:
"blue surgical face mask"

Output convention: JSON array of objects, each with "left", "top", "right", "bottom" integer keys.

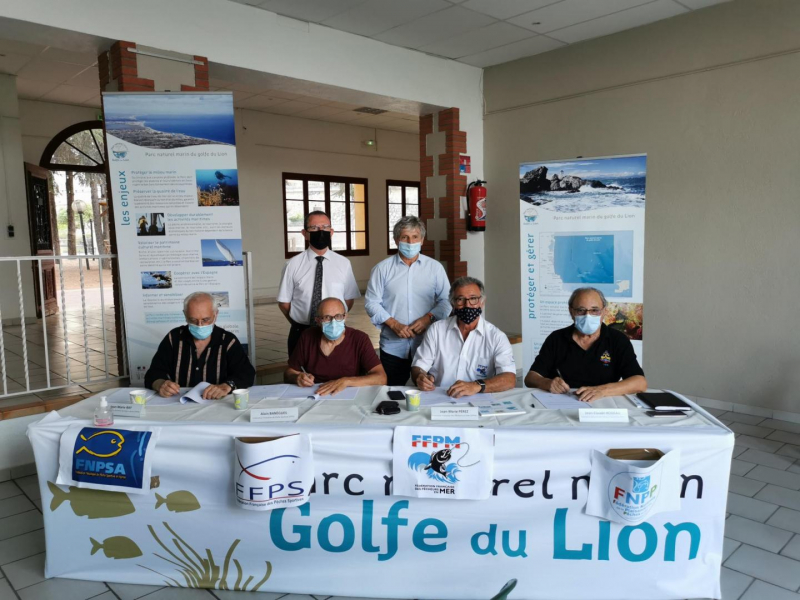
[
  {"left": 398, "top": 241, "right": 421, "bottom": 259},
  {"left": 188, "top": 323, "right": 214, "bottom": 340},
  {"left": 574, "top": 314, "right": 602, "bottom": 335},
  {"left": 322, "top": 319, "right": 346, "bottom": 341}
]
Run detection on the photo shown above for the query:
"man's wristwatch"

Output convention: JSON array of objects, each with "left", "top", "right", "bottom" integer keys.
[
  {"left": 476, "top": 379, "right": 486, "bottom": 394},
  {"left": 429, "top": 313, "right": 435, "bottom": 322},
  {"left": 225, "top": 380, "right": 237, "bottom": 394}
]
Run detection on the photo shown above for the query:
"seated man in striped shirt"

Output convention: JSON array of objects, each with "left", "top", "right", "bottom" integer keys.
[{"left": 145, "top": 291, "right": 255, "bottom": 399}]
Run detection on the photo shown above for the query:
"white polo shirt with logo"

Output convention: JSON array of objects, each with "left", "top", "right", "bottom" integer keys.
[{"left": 412, "top": 316, "right": 516, "bottom": 388}]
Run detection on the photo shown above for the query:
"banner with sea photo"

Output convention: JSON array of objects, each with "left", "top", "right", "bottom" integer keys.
[
  {"left": 103, "top": 92, "right": 247, "bottom": 384},
  {"left": 519, "top": 154, "right": 646, "bottom": 374}
]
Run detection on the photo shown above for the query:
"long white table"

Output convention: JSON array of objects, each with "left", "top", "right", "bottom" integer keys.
[{"left": 28, "top": 387, "right": 733, "bottom": 600}]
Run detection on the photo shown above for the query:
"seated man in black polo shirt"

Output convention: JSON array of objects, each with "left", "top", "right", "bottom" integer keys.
[
  {"left": 525, "top": 287, "right": 646, "bottom": 402},
  {"left": 145, "top": 291, "right": 255, "bottom": 399}
]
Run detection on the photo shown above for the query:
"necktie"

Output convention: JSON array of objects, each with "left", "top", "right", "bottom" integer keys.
[{"left": 309, "top": 256, "right": 324, "bottom": 323}]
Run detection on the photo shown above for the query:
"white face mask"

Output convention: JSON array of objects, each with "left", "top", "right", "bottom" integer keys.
[{"left": 574, "top": 314, "right": 602, "bottom": 335}]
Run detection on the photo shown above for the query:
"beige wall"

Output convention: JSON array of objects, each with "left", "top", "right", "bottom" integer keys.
[
  {"left": 483, "top": 0, "right": 800, "bottom": 412},
  {"left": 234, "top": 108, "right": 419, "bottom": 298},
  {"left": 19, "top": 99, "right": 98, "bottom": 165}
]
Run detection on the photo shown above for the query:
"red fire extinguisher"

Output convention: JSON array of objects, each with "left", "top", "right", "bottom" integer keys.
[{"left": 466, "top": 180, "right": 487, "bottom": 232}]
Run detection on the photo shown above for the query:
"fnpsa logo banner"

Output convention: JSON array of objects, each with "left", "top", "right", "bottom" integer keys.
[
  {"left": 235, "top": 434, "right": 314, "bottom": 511},
  {"left": 393, "top": 426, "right": 495, "bottom": 500},
  {"left": 57, "top": 426, "right": 159, "bottom": 494},
  {"left": 586, "top": 449, "right": 682, "bottom": 525}
]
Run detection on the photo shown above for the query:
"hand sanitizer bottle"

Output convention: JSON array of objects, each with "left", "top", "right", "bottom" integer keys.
[{"left": 94, "top": 396, "right": 113, "bottom": 427}]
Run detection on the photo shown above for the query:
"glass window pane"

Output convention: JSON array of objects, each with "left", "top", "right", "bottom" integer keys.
[
  {"left": 330, "top": 182, "right": 345, "bottom": 202},
  {"left": 405, "top": 186, "right": 419, "bottom": 204},
  {"left": 286, "top": 201, "right": 304, "bottom": 231},
  {"left": 287, "top": 232, "right": 305, "bottom": 253},
  {"left": 330, "top": 202, "right": 346, "bottom": 231},
  {"left": 309, "top": 200, "right": 326, "bottom": 214},
  {"left": 350, "top": 202, "right": 366, "bottom": 230},
  {"left": 388, "top": 186, "right": 402, "bottom": 204},
  {"left": 389, "top": 233, "right": 397, "bottom": 250},
  {"left": 388, "top": 204, "right": 403, "bottom": 231},
  {"left": 351, "top": 232, "right": 366, "bottom": 250},
  {"left": 332, "top": 231, "right": 347, "bottom": 251},
  {"left": 309, "top": 180, "right": 325, "bottom": 202},
  {"left": 285, "top": 179, "right": 303, "bottom": 199},
  {"left": 350, "top": 183, "right": 365, "bottom": 203},
  {"left": 406, "top": 204, "right": 419, "bottom": 217}
]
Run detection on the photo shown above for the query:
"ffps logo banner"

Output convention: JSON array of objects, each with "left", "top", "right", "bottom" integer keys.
[
  {"left": 234, "top": 434, "right": 314, "bottom": 511},
  {"left": 57, "top": 425, "right": 160, "bottom": 494},
  {"left": 392, "top": 426, "right": 495, "bottom": 500},
  {"left": 585, "top": 449, "right": 682, "bottom": 525}
]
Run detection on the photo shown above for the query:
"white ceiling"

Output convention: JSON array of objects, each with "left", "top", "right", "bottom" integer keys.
[{"left": 228, "top": 0, "right": 731, "bottom": 67}]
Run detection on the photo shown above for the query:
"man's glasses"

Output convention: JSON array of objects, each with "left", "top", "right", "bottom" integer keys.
[
  {"left": 453, "top": 296, "right": 482, "bottom": 307},
  {"left": 572, "top": 308, "right": 603, "bottom": 316},
  {"left": 186, "top": 317, "right": 215, "bottom": 326},
  {"left": 318, "top": 314, "right": 346, "bottom": 323},
  {"left": 306, "top": 225, "right": 332, "bottom": 232}
]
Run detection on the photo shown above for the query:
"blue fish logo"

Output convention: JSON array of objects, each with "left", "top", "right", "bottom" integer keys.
[
  {"left": 632, "top": 475, "right": 650, "bottom": 493},
  {"left": 76, "top": 430, "right": 126, "bottom": 458}
]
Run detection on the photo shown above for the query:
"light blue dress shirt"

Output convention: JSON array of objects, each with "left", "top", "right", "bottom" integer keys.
[{"left": 365, "top": 254, "right": 451, "bottom": 360}]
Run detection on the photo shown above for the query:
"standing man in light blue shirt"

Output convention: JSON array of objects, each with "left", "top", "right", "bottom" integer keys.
[{"left": 365, "top": 216, "right": 450, "bottom": 385}]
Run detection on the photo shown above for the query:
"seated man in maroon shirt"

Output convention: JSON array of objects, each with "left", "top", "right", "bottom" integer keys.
[{"left": 285, "top": 297, "right": 387, "bottom": 396}]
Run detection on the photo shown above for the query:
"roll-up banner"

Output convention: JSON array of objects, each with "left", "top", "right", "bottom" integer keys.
[
  {"left": 519, "top": 154, "right": 646, "bottom": 372},
  {"left": 102, "top": 92, "right": 246, "bottom": 384}
]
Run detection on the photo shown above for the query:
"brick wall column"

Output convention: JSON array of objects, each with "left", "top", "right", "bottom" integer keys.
[{"left": 419, "top": 108, "right": 468, "bottom": 282}]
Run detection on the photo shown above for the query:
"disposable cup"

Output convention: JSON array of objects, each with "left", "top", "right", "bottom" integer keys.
[
  {"left": 405, "top": 390, "right": 421, "bottom": 412},
  {"left": 130, "top": 389, "right": 149, "bottom": 405},
  {"left": 233, "top": 389, "right": 249, "bottom": 410}
]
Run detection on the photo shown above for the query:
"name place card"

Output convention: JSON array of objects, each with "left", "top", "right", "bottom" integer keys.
[
  {"left": 579, "top": 408, "right": 629, "bottom": 423},
  {"left": 109, "top": 402, "right": 145, "bottom": 418},
  {"left": 431, "top": 406, "right": 480, "bottom": 421},
  {"left": 251, "top": 407, "right": 299, "bottom": 423}
]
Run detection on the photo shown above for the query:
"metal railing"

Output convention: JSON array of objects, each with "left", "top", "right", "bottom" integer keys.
[{"left": 0, "top": 254, "right": 127, "bottom": 399}]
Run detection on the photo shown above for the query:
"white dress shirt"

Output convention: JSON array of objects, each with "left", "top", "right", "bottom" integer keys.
[
  {"left": 364, "top": 253, "right": 451, "bottom": 359},
  {"left": 412, "top": 316, "right": 517, "bottom": 389},
  {"left": 277, "top": 248, "right": 361, "bottom": 325}
]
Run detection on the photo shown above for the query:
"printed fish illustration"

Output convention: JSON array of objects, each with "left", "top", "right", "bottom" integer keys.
[
  {"left": 155, "top": 490, "right": 201, "bottom": 513},
  {"left": 90, "top": 536, "right": 142, "bottom": 559},
  {"left": 214, "top": 170, "right": 232, "bottom": 181},
  {"left": 215, "top": 239, "right": 237, "bottom": 265},
  {"left": 48, "top": 481, "right": 135, "bottom": 519},
  {"left": 490, "top": 579, "right": 517, "bottom": 600},
  {"left": 75, "top": 430, "right": 126, "bottom": 458}
]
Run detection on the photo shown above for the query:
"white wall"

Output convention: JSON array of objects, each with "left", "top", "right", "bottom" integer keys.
[
  {"left": 0, "top": 0, "right": 486, "bottom": 279},
  {"left": 482, "top": 0, "right": 800, "bottom": 412},
  {"left": 0, "top": 75, "right": 36, "bottom": 321},
  {"left": 235, "top": 108, "right": 419, "bottom": 297},
  {"left": 19, "top": 99, "right": 98, "bottom": 165}
]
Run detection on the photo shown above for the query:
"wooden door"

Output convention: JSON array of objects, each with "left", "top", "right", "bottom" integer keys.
[{"left": 25, "top": 163, "right": 58, "bottom": 318}]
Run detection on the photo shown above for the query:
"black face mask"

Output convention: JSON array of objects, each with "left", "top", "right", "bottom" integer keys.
[
  {"left": 455, "top": 306, "right": 482, "bottom": 325},
  {"left": 308, "top": 230, "right": 331, "bottom": 250}
]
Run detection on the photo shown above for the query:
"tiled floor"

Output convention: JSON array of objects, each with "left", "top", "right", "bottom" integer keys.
[{"left": 2, "top": 409, "right": 800, "bottom": 599}]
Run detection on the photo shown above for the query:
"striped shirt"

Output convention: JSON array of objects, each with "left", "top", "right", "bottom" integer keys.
[{"left": 144, "top": 325, "right": 255, "bottom": 390}]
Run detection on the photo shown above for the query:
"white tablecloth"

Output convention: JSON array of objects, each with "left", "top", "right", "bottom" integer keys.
[{"left": 28, "top": 387, "right": 733, "bottom": 600}]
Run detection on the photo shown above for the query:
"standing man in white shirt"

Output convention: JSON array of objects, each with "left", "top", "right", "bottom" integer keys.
[
  {"left": 365, "top": 216, "right": 450, "bottom": 385},
  {"left": 277, "top": 211, "right": 361, "bottom": 355},
  {"left": 412, "top": 276, "right": 516, "bottom": 398}
]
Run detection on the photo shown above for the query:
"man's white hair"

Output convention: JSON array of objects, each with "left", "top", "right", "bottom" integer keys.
[{"left": 183, "top": 291, "right": 218, "bottom": 314}]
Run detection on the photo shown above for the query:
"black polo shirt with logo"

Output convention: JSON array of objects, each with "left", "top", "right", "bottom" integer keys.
[{"left": 529, "top": 324, "right": 644, "bottom": 388}]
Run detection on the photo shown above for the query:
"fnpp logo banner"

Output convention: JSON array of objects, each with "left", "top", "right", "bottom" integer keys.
[
  {"left": 586, "top": 449, "right": 681, "bottom": 525},
  {"left": 57, "top": 426, "right": 159, "bottom": 494},
  {"left": 392, "top": 426, "right": 494, "bottom": 499}
]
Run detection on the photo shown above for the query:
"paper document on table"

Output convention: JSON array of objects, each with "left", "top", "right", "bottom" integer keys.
[
  {"left": 249, "top": 384, "right": 289, "bottom": 399},
  {"left": 532, "top": 390, "right": 586, "bottom": 409},
  {"left": 418, "top": 387, "right": 494, "bottom": 406},
  {"left": 106, "top": 388, "right": 156, "bottom": 405},
  {"left": 179, "top": 382, "right": 214, "bottom": 404},
  {"left": 281, "top": 384, "right": 359, "bottom": 401}
]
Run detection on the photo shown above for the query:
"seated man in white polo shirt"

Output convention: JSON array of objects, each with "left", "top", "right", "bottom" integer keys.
[{"left": 411, "top": 276, "right": 516, "bottom": 398}]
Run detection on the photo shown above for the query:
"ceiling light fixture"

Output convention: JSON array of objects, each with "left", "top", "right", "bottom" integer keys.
[{"left": 354, "top": 107, "right": 388, "bottom": 115}]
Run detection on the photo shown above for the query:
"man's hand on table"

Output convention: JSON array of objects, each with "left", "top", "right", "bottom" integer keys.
[
  {"left": 575, "top": 385, "right": 611, "bottom": 402},
  {"left": 448, "top": 380, "right": 481, "bottom": 398},
  {"left": 296, "top": 372, "right": 315, "bottom": 387},
  {"left": 202, "top": 383, "right": 232, "bottom": 400},
  {"left": 158, "top": 380, "right": 180, "bottom": 397},
  {"left": 548, "top": 377, "right": 570, "bottom": 394},
  {"left": 415, "top": 372, "right": 435, "bottom": 391},
  {"left": 317, "top": 378, "right": 350, "bottom": 396}
]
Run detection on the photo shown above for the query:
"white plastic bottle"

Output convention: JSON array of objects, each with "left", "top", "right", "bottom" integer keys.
[{"left": 94, "top": 396, "right": 114, "bottom": 427}]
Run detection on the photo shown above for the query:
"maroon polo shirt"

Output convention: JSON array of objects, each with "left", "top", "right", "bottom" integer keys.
[{"left": 288, "top": 326, "right": 380, "bottom": 382}]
